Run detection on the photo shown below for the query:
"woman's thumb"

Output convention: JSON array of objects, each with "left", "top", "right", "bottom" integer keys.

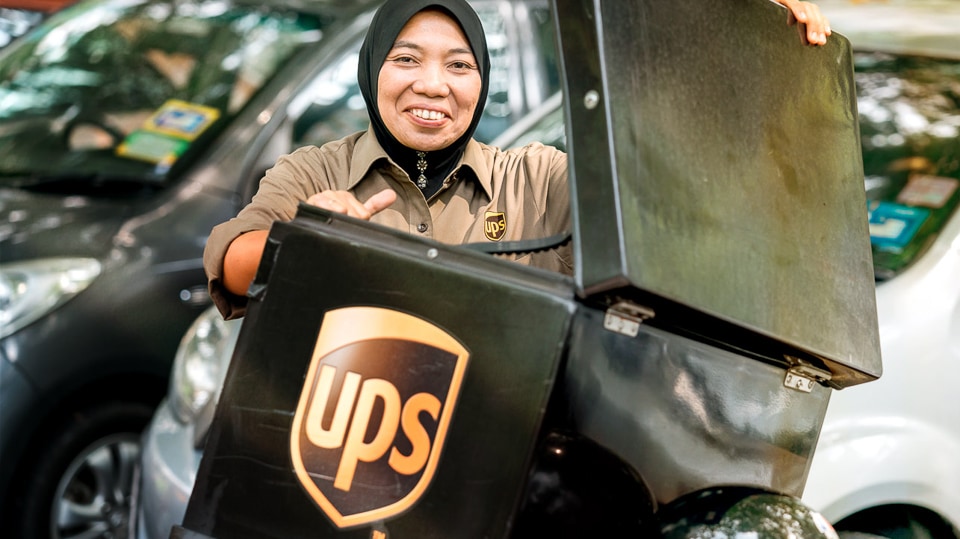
[{"left": 365, "top": 189, "right": 398, "bottom": 214}]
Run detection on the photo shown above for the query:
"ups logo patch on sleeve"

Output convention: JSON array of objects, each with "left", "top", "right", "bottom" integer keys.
[{"left": 290, "top": 307, "right": 470, "bottom": 529}]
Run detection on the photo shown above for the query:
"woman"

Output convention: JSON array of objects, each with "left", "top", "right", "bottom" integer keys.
[
  {"left": 203, "top": 0, "right": 830, "bottom": 320},
  {"left": 204, "top": 0, "right": 572, "bottom": 320}
]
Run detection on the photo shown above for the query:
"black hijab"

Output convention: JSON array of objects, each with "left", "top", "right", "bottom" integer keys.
[{"left": 358, "top": 0, "right": 490, "bottom": 199}]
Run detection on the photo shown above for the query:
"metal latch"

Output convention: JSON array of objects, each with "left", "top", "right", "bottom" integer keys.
[
  {"left": 603, "top": 301, "right": 655, "bottom": 337},
  {"left": 783, "top": 357, "right": 833, "bottom": 393}
]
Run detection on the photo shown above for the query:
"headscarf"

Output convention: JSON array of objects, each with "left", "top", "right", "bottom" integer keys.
[{"left": 358, "top": 0, "right": 490, "bottom": 199}]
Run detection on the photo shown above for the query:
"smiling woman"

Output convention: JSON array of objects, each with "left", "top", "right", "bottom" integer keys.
[
  {"left": 205, "top": 0, "right": 573, "bottom": 320},
  {"left": 205, "top": 0, "right": 836, "bottom": 323}
]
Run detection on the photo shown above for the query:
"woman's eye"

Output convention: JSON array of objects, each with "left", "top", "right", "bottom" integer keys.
[{"left": 450, "top": 61, "right": 475, "bottom": 71}]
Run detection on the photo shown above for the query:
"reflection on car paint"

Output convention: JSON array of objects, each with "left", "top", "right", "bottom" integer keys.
[{"left": 856, "top": 51, "right": 960, "bottom": 279}]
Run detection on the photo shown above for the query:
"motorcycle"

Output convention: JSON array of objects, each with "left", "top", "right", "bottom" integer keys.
[{"left": 170, "top": 0, "right": 881, "bottom": 537}]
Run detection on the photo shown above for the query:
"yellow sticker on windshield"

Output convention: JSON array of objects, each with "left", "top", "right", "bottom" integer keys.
[
  {"left": 141, "top": 100, "right": 221, "bottom": 141},
  {"left": 116, "top": 100, "right": 220, "bottom": 166}
]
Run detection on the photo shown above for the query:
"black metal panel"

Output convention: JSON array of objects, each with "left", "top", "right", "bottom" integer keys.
[
  {"left": 178, "top": 206, "right": 576, "bottom": 538},
  {"left": 552, "top": 0, "right": 881, "bottom": 386},
  {"left": 563, "top": 308, "right": 831, "bottom": 506}
]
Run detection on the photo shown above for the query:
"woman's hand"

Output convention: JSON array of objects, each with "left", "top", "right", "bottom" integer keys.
[
  {"left": 221, "top": 189, "right": 398, "bottom": 297},
  {"left": 777, "top": 0, "right": 831, "bottom": 46},
  {"left": 306, "top": 189, "right": 398, "bottom": 220}
]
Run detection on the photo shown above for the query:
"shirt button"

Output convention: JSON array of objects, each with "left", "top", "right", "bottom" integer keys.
[{"left": 417, "top": 223, "right": 428, "bottom": 233}]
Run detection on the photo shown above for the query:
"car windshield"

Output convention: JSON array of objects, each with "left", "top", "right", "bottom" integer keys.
[
  {"left": 0, "top": 0, "right": 326, "bottom": 188},
  {"left": 0, "top": 7, "right": 45, "bottom": 50},
  {"left": 857, "top": 51, "right": 960, "bottom": 280}
]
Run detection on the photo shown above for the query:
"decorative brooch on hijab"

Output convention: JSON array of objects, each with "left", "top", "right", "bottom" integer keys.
[
  {"left": 415, "top": 151, "right": 428, "bottom": 190},
  {"left": 357, "top": 0, "right": 491, "bottom": 199}
]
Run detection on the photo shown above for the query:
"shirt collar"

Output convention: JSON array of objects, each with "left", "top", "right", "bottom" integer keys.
[
  {"left": 347, "top": 127, "right": 390, "bottom": 190},
  {"left": 348, "top": 127, "right": 492, "bottom": 199},
  {"left": 460, "top": 138, "right": 492, "bottom": 199}
]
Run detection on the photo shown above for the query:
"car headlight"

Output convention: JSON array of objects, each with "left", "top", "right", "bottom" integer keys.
[
  {"left": 169, "top": 305, "right": 240, "bottom": 430},
  {"left": 0, "top": 258, "right": 101, "bottom": 339}
]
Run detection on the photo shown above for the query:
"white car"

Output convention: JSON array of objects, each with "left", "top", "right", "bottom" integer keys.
[
  {"left": 798, "top": 2, "right": 960, "bottom": 537},
  {"left": 802, "top": 193, "right": 960, "bottom": 536}
]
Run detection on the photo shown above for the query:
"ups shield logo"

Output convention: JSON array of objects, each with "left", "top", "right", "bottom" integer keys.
[
  {"left": 483, "top": 211, "right": 506, "bottom": 241},
  {"left": 290, "top": 306, "right": 470, "bottom": 528}
]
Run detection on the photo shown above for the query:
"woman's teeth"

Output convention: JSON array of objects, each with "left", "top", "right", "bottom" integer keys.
[{"left": 412, "top": 109, "right": 446, "bottom": 121}]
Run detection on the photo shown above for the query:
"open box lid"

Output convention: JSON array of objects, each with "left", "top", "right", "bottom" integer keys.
[{"left": 553, "top": 0, "right": 882, "bottom": 387}]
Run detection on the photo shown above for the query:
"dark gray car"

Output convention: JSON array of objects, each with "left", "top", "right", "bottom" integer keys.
[{"left": 0, "top": 0, "right": 560, "bottom": 536}]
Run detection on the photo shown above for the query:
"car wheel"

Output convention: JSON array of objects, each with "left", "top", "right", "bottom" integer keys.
[
  {"left": 834, "top": 505, "right": 952, "bottom": 539},
  {"left": 16, "top": 401, "right": 153, "bottom": 539}
]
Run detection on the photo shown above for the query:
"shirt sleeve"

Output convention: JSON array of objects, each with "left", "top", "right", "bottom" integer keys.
[{"left": 203, "top": 146, "right": 333, "bottom": 319}]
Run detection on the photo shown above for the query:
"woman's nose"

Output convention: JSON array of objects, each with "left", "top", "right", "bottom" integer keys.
[{"left": 412, "top": 64, "right": 450, "bottom": 97}]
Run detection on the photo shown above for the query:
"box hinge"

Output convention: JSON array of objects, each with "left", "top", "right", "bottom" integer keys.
[
  {"left": 603, "top": 301, "right": 655, "bottom": 337},
  {"left": 783, "top": 356, "right": 833, "bottom": 393}
]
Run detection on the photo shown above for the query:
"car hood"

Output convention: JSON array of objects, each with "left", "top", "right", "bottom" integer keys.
[{"left": 0, "top": 187, "right": 131, "bottom": 262}]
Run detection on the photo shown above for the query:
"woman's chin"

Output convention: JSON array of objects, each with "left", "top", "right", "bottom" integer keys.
[{"left": 401, "top": 136, "right": 460, "bottom": 152}]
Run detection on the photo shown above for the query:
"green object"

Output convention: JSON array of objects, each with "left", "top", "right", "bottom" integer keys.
[{"left": 116, "top": 130, "right": 190, "bottom": 164}]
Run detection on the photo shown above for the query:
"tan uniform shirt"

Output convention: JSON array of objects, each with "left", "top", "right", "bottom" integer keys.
[{"left": 204, "top": 128, "right": 572, "bottom": 319}]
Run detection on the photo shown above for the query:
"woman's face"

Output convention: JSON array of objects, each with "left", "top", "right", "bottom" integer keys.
[{"left": 377, "top": 9, "right": 482, "bottom": 152}]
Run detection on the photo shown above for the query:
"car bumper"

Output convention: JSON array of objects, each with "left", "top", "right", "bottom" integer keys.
[{"left": 135, "top": 399, "right": 201, "bottom": 539}]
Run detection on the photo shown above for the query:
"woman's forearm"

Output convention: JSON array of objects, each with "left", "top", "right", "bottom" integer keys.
[{"left": 222, "top": 229, "right": 270, "bottom": 296}]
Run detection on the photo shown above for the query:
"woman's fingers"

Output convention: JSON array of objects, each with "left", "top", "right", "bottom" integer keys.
[
  {"left": 365, "top": 189, "right": 398, "bottom": 214},
  {"left": 306, "top": 192, "right": 351, "bottom": 214},
  {"left": 781, "top": 0, "right": 831, "bottom": 46},
  {"left": 306, "top": 189, "right": 397, "bottom": 220},
  {"left": 801, "top": 2, "right": 831, "bottom": 46}
]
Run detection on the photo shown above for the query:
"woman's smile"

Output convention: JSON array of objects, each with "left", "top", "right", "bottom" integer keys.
[{"left": 409, "top": 108, "right": 449, "bottom": 122}]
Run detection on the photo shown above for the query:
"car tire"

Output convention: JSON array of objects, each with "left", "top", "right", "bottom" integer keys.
[
  {"left": 834, "top": 505, "right": 952, "bottom": 539},
  {"left": 14, "top": 400, "right": 154, "bottom": 539}
]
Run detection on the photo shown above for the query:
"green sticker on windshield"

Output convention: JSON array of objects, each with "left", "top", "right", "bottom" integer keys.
[
  {"left": 116, "top": 100, "right": 220, "bottom": 166},
  {"left": 116, "top": 131, "right": 189, "bottom": 164}
]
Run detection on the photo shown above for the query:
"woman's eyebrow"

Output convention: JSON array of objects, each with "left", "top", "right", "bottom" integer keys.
[
  {"left": 390, "top": 40, "right": 473, "bottom": 56},
  {"left": 391, "top": 40, "right": 421, "bottom": 52}
]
